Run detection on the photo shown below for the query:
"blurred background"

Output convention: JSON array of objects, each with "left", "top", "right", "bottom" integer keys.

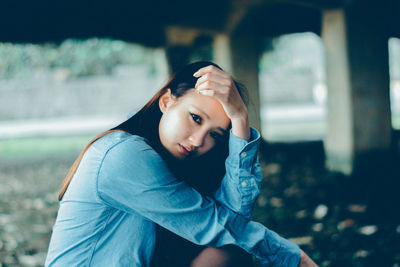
[{"left": 0, "top": 0, "right": 399, "bottom": 266}]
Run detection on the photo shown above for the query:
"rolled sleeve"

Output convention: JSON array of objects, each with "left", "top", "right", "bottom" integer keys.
[
  {"left": 227, "top": 127, "right": 261, "bottom": 168},
  {"left": 215, "top": 127, "right": 262, "bottom": 219}
]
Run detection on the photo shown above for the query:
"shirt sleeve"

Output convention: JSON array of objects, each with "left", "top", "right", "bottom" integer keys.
[
  {"left": 214, "top": 127, "right": 262, "bottom": 219},
  {"left": 96, "top": 135, "right": 300, "bottom": 267}
]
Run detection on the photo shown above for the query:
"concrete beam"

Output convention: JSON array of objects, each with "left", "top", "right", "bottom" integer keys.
[
  {"left": 224, "top": 0, "right": 263, "bottom": 34},
  {"left": 269, "top": 0, "right": 343, "bottom": 10}
]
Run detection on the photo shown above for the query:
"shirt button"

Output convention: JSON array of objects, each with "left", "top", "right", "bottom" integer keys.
[
  {"left": 241, "top": 181, "right": 247, "bottom": 187},
  {"left": 240, "top": 152, "right": 247, "bottom": 158}
]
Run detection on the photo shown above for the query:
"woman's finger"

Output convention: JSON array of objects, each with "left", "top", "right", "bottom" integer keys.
[
  {"left": 193, "top": 65, "right": 216, "bottom": 77},
  {"left": 196, "top": 80, "right": 225, "bottom": 100},
  {"left": 198, "top": 89, "right": 215, "bottom": 96},
  {"left": 196, "top": 80, "right": 229, "bottom": 95},
  {"left": 195, "top": 71, "right": 229, "bottom": 89},
  {"left": 193, "top": 65, "right": 228, "bottom": 78}
]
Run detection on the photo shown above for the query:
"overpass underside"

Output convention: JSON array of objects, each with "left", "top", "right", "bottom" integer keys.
[{"left": 1, "top": 0, "right": 399, "bottom": 175}]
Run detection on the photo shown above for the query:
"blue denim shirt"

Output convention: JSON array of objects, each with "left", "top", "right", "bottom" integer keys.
[{"left": 45, "top": 129, "right": 300, "bottom": 266}]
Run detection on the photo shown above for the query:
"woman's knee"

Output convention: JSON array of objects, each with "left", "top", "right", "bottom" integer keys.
[{"left": 190, "top": 246, "right": 253, "bottom": 267}]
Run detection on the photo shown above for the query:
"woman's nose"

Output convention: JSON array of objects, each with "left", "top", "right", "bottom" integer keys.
[{"left": 188, "top": 133, "right": 206, "bottom": 148}]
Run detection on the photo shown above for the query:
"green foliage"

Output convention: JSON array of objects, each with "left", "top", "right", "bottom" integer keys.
[
  {"left": 0, "top": 38, "right": 153, "bottom": 80},
  {"left": 0, "top": 135, "right": 92, "bottom": 160},
  {"left": 259, "top": 32, "right": 324, "bottom": 77}
]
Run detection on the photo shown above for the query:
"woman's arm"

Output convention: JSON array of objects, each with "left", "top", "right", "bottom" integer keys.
[
  {"left": 194, "top": 65, "right": 262, "bottom": 219},
  {"left": 213, "top": 127, "right": 262, "bottom": 219},
  {"left": 97, "top": 135, "right": 301, "bottom": 266}
]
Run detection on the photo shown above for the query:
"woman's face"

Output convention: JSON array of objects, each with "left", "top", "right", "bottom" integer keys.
[{"left": 158, "top": 89, "right": 230, "bottom": 160}]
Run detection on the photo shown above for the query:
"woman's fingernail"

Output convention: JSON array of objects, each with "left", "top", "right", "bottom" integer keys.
[
  {"left": 199, "top": 90, "right": 214, "bottom": 96},
  {"left": 193, "top": 71, "right": 199, "bottom": 77}
]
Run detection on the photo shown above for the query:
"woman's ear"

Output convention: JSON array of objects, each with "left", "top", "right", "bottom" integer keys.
[{"left": 159, "top": 89, "right": 173, "bottom": 113}]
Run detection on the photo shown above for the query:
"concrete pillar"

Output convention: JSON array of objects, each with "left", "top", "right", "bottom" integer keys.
[
  {"left": 322, "top": 8, "right": 392, "bottom": 175},
  {"left": 212, "top": 32, "right": 262, "bottom": 132},
  {"left": 213, "top": 34, "right": 233, "bottom": 74},
  {"left": 164, "top": 45, "right": 191, "bottom": 74},
  {"left": 322, "top": 9, "right": 355, "bottom": 174},
  {"left": 164, "top": 26, "right": 199, "bottom": 74}
]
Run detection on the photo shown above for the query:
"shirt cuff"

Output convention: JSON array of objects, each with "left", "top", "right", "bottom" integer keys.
[
  {"left": 274, "top": 236, "right": 301, "bottom": 266},
  {"left": 228, "top": 127, "right": 261, "bottom": 169},
  {"left": 259, "top": 230, "right": 301, "bottom": 267}
]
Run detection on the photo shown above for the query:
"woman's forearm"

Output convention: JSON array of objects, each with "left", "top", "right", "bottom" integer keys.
[{"left": 97, "top": 135, "right": 300, "bottom": 266}]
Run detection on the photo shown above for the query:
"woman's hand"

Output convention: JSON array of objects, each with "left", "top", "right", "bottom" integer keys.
[
  {"left": 193, "top": 65, "right": 250, "bottom": 141},
  {"left": 299, "top": 249, "right": 319, "bottom": 267}
]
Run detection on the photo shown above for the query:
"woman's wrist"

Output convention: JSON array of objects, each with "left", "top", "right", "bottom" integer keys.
[{"left": 230, "top": 114, "right": 250, "bottom": 141}]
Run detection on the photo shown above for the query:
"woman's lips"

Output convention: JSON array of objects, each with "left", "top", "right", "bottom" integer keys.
[{"left": 178, "top": 144, "right": 190, "bottom": 156}]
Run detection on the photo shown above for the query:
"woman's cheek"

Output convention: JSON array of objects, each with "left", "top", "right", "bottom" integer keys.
[
  {"left": 163, "top": 111, "right": 182, "bottom": 136},
  {"left": 159, "top": 116, "right": 177, "bottom": 143}
]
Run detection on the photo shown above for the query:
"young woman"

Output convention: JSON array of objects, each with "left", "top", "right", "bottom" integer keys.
[{"left": 46, "top": 61, "right": 317, "bottom": 266}]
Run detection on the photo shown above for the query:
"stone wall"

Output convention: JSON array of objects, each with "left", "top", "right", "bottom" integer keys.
[{"left": 0, "top": 65, "right": 166, "bottom": 121}]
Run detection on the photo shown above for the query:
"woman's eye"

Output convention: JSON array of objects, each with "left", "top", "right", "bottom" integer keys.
[
  {"left": 210, "top": 132, "right": 222, "bottom": 140},
  {"left": 190, "top": 113, "right": 202, "bottom": 124}
]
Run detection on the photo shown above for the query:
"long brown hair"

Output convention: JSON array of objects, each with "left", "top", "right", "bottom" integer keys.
[{"left": 58, "top": 61, "right": 248, "bottom": 200}]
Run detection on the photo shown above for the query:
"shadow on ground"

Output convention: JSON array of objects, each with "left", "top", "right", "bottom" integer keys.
[{"left": 254, "top": 140, "right": 400, "bottom": 267}]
